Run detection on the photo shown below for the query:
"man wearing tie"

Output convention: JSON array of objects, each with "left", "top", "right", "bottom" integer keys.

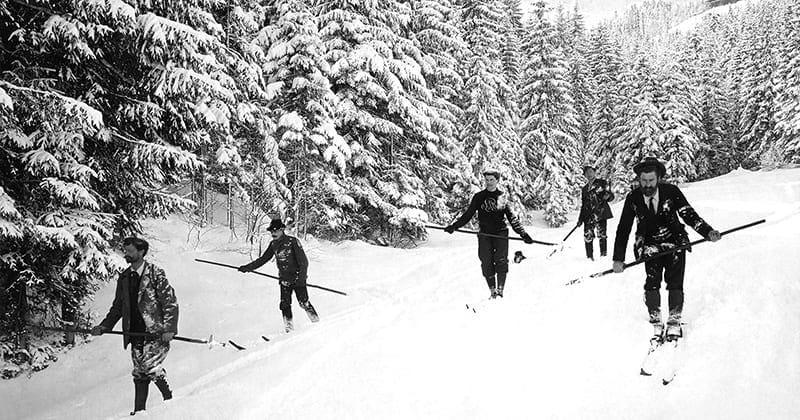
[{"left": 612, "top": 158, "right": 721, "bottom": 340}]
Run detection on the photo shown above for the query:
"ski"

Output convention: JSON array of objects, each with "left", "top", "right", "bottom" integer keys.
[
  {"left": 261, "top": 336, "right": 270, "bottom": 342},
  {"left": 639, "top": 336, "right": 664, "bottom": 376},
  {"left": 227, "top": 340, "right": 246, "bottom": 350},
  {"left": 661, "top": 337, "right": 680, "bottom": 385}
]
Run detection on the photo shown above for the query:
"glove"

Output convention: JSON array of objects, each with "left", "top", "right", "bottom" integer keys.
[
  {"left": 280, "top": 279, "right": 293, "bottom": 287},
  {"left": 521, "top": 234, "right": 534, "bottom": 244},
  {"left": 707, "top": 230, "right": 721, "bottom": 242},
  {"left": 161, "top": 332, "right": 175, "bottom": 342},
  {"left": 613, "top": 261, "right": 625, "bottom": 273},
  {"left": 513, "top": 251, "right": 527, "bottom": 264},
  {"left": 238, "top": 265, "right": 250, "bottom": 273},
  {"left": 576, "top": 220, "right": 583, "bottom": 227},
  {"left": 443, "top": 225, "right": 456, "bottom": 234},
  {"left": 90, "top": 325, "right": 107, "bottom": 336}
]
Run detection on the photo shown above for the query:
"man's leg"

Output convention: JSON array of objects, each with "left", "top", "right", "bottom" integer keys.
[
  {"left": 294, "top": 284, "right": 319, "bottom": 322},
  {"left": 664, "top": 250, "right": 687, "bottom": 336},
  {"left": 130, "top": 342, "right": 150, "bottom": 415},
  {"left": 493, "top": 233, "right": 510, "bottom": 297},
  {"left": 280, "top": 284, "right": 294, "bottom": 332},
  {"left": 583, "top": 222, "right": 595, "bottom": 260},
  {"left": 130, "top": 339, "right": 170, "bottom": 414},
  {"left": 598, "top": 220, "right": 608, "bottom": 257},
  {"left": 478, "top": 235, "right": 496, "bottom": 291},
  {"left": 643, "top": 257, "right": 666, "bottom": 328}
]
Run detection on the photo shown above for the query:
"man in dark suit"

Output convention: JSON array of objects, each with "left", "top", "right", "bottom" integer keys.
[
  {"left": 92, "top": 237, "right": 178, "bottom": 416},
  {"left": 577, "top": 164, "right": 615, "bottom": 260},
  {"left": 239, "top": 218, "right": 319, "bottom": 333},
  {"left": 612, "top": 157, "right": 721, "bottom": 340}
]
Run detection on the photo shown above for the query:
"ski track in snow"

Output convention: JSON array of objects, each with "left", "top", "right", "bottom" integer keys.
[{"left": 2, "top": 168, "right": 800, "bottom": 420}]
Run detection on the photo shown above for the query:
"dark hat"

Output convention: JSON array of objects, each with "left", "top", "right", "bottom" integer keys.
[
  {"left": 582, "top": 164, "right": 596, "bottom": 172},
  {"left": 633, "top": 157, "right": 666, "bottom": 177},
  {"left": 266, "top": 218, "right": 286, "bottom": 231},
  {"left": 482, "top": 167, "right": 502, "bottom": 179}
]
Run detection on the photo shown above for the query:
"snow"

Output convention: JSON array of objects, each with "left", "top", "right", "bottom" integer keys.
[
  {"left": 3, "top": 168, "right": 800, "bottom": 419},
  {"left": 670, "top": 0, "right": 757, "bottom": 33}
]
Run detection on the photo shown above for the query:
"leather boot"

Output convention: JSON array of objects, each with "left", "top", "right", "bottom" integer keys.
[
  {"left": 131, "top": 378, "right": 149, "bottom": 415},
  {"left": 599, "top": 239, "right": 607, "bottom": 256},
  {"left": 584, "top": 242, "right": 594, "bottom": 260},
  {"left": 154, "top": 376, "right": 172, "bottom": 401}
]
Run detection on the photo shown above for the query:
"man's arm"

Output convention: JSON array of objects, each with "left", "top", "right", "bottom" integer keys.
[
  {"left": 97, "top": 278, "right": 124, "bottom": 332},
  {"left": 447, "top": 193, "right": 480, "bottom": 231},
  {"left": 672, "top": 186, "right": 714, "bottom": 238},
  {"left": 613, "top": 193, "right": 636, "bottom": 263},
  {"left": 504, "top": 206, "right": 533, "bottom": 243},
  {"left": 152, "top": 266, "right": 179, "bottom": 335},
  {"left": 577, "top": 187, "right": 588, "bottom": 225},
  {"left": 293, "top": 238, "right": 309, "bottom": 283},
  {"left": 239, "top": 243, "right": 275, "bottom": 272},
  {"left": 600, "top": 180, "right": 615, "bottom": 202}
]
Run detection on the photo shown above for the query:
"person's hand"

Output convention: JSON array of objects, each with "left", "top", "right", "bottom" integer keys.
[
  {"left": 238, "top": 265, "right": 249, "bottom": 273},
  {"left": 576, "top": 220, "right": 583, "bottom": 227},
  {"left": 708, "top": 230, "right": 721, "bottom": 242},
  {"left": 613, "top": 261, "right": 625, "bottom": 273},
  {"left": 161, "top": 332, "right": 175, "bottom": 342},
  {"left": 280, "top": 279, "right": 293, "bottom": 287},
  {"left": 522, "top": 234, "right": 534, "bottom": 244},
  {"left": 443, "top": 225, "right": 456, "bottom": 234},
  {"left": 90, "top": 325, "right": 106, "bottom": 336}
]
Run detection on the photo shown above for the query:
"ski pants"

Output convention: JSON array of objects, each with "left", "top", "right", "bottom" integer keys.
[
  {"left": 477, "top": 230, "right": 509, "bottom": 278},
  {"left": 583, "top": 218, "right": 607, "bottom": 242},
  {"left": 279, "top": 283, "right": 311, "bottom": 320},
  {"left": 643, "top": 249, "right": 686, "bottom": 324},
  {"left": 130, "top": 339, "right": 170, "bottom": 381}
]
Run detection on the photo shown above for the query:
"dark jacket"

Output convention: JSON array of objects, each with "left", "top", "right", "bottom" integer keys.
[
  {"left": 100, "top": 262, "right": 179, "bottom": 349},
  {"left": 579, "top": 178, "right": 614, "bottom": 223},
  {"left": 450, "top": 189, "right": 529, "bottom": 237},
  {"left": 613, "top": 183, "right": 714, "bottom": 262},
  {"left": 242, "top": 234, "right": 308, "bottom": 284}
]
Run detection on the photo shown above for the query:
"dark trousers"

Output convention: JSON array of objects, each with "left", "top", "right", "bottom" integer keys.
[
  {"left": 477, "top": 230, "right": 509, "bottom": 280},
  {"left": 643, "top": 250, "right": 686, "bottom": 324},
  {"left": 583, "top": 219, "right": 607, "bottom": 257},
  {"left": 280, "top": 283, "right": 316, "bottom": 321}
]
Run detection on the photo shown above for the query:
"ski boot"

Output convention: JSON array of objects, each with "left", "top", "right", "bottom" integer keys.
[
  {"left": 130, "top": 378, "right": 149, "bottom": 415},
  {"left": 283, "top": 316, "right": 294, "bottom": 333},
  {"left": 651, "top": 322, "right": 665, "bottom": 344},
  {"left": 301, "top": 301, "right": 320, "bottom": 323},
  {"left": 490, "top": 287, "right": 498, "bottom": 299},
  {"left": 496, "top": 286, "right": 504, "bottom": 298},
  {"left": 665, "top": 323, "right": 682, "bottom": 341},
  {"left": 154, "top": 375, "right": 172, "bottom": 401}
]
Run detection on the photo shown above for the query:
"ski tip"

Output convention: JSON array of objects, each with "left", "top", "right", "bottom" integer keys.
[
  {"left": 471, "top": 308, "right": 476, "bottom": 313},
  {"left": 640, "top": 369, "right": 652, "bottom": 376},
  {"left": 662, "top": 379, "right": 672, "bottom": 386},
  {"left": 261, "top": 336, "right": 270, "bottom": 342},
  {"left": 465, "top": 303, "right": 469, "bottom": 309},
  {"left": 227, "top": 340, "right": 246, "bottom": 350}
]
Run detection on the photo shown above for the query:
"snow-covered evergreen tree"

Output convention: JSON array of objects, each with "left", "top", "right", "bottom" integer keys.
[
  {"left": 459, "top": 0, "right": 528, "bottom": 207},
  {"left": 519, "top": 1, "right": 581, "bottom": 225},
  {"left": 586, "top": 26, "right": 623, "bottom": 181},
  {"left": 774, "top": 1, "right": 800, "bottom": 163}
]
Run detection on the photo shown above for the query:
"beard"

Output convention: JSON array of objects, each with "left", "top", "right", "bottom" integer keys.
[
  {"left": 642, "top": 186, "right": 657, "bottom": 196},
  {"left": 124, "top": 255, "right": 136, "bottom": 263}
]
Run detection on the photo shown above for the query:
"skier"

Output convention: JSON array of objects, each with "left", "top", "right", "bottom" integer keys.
[
  {"left": 576, "top": 164, "right": 615, "bottom": 260},
  {"left": 238, "top": 218, "right": 319, "bottom": 333},
  {"left": 91, "top": 237, "right": 178, "bottom": 416},
  {"left": 444, "top": 168, "right": 535, "bottom": 298},
  {"left": 612, "top": 157, "right": 721, "bottom": 340}
]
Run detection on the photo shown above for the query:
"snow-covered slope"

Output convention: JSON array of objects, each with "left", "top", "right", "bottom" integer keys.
[
  {"left": 3, "top": 167, "right": 800, "bottom": 420},
  {"left": 671, "top": 0, "right": 755, "bottom": 33}
]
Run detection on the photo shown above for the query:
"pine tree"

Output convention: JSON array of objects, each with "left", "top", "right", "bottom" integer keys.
[
  {"left": 774, "top": 1, "right": 800, "bottom": 163},
  {"left": 519, "top": 1, "right": 581, "bottom": 225},
  {"left": 586, "top": 26, "right": 623, "bottom": 182},
  {"left": 459, "top": 0, "right": 528, "bottom": 206}
]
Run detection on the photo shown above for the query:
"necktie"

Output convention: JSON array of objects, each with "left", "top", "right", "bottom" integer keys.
[{"left": 648, "top": 197, "right": 656, "bottom": 215}]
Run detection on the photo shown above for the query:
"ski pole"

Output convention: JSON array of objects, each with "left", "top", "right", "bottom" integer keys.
[
  {"left": 565, "top": 218, "right": 766, "bottom": 286},
  {"left": 425, "top": 225, "right": 557, "bottom": 246},
  {"left": 195, "top": 258, "right": 348, "bottom": 296},
  {"left": 548, "top": 223, "right": 580, "bottom": 258},
  {"left": 25, "top": 324, "right": 230, "bottom": 348}
]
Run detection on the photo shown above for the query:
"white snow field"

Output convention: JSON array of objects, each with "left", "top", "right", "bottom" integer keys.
[{"left": 2, "top": 167, "right": 799, "bottom": 420}]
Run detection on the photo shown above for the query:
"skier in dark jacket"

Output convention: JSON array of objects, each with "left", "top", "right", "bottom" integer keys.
[
  {"left": 577, "top": 164, "right": 615, "bottom": 260},
  {"left": 612, "top": 157, "right": 721, "bottom": 340},
  {"left": 444, "top": 168, "right": 535, "bottom": 298},
  {"left": 91, "top": 237, "right": 178, "bottom": 416},
  {"left": 239, "top": 218, "right": 319, "bottom": 332}
]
